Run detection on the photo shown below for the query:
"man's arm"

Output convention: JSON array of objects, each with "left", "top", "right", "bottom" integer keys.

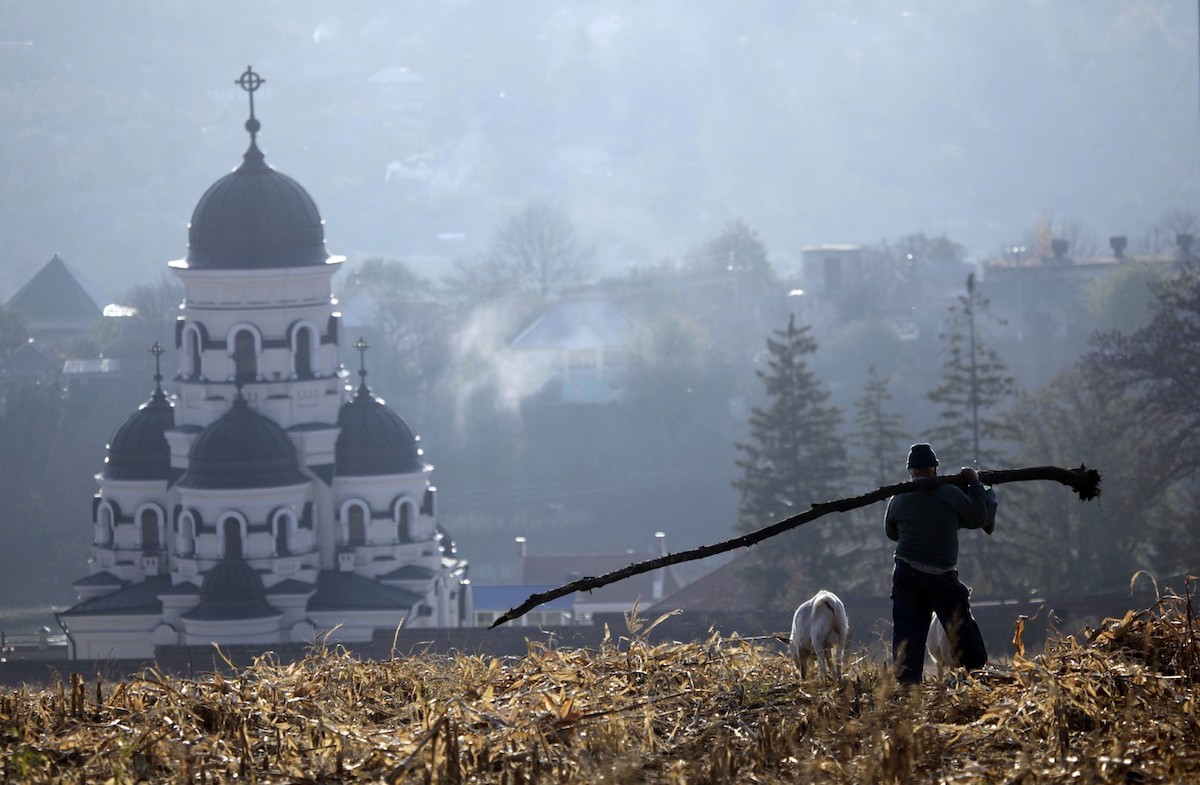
[
  {"left": 953, "top": 467, "right": 993, "bottom": 532},
  {"left": 884, "top": 496, "right": 899, "bottom": 541}
]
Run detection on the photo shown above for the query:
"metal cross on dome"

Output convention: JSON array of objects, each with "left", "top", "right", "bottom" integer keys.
[
  {"left": 148, "top": 341, "right": 165, "bottom": 384},
  {"left": 354, "top": 337, "right": 370, "bottom": 384},
  {"left": 236, "top": 65, "right": 265, "bottom": 139}
]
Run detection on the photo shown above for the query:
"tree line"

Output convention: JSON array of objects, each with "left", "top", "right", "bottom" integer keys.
[
  {"left": 732, "top": 248, "right": 1200, "bottom": 607},
  {"left": 1, "top": 204, "right": 1197, "bottom": 611}
]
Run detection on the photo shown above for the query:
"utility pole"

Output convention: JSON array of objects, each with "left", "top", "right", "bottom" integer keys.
[{"left": 966, "top": 273, "right": 980, "bottom": 466}]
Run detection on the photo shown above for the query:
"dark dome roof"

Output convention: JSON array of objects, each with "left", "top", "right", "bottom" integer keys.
[
  {"left": 178, "top": 396, "right": 308, "bottom": 489},
  {"left": 182, "top": 558, "right": 280, "bottom": 621},
  {"left": 104, "top": 386, "right": 175, "bottom": 481},
  {"left": 182, "top": 141, "right": 332, "bottom": 270},
  {"left": 335, "top": 384, "right": 425, "bottom": 476}
]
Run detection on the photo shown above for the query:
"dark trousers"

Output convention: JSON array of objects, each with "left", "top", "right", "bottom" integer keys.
[{"left": 891, "top": 559, "right": 987, "bottom": 684}]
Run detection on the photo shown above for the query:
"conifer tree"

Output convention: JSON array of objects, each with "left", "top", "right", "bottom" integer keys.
[
  {"left": 850, "top": 365, "right": 908, "bottom": 489},
  {"left": 732, "top": 314, "right": 846, "bottom": 606},
  {"left": 927, "top": 274, "right": 1017, "bottom": 468}
]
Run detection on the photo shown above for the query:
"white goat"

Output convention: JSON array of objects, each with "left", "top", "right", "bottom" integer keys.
[
  {"left": 927, "top": 616, "right": 960, "bottom": 681},
  {"left": 789, "top": 590, "right": 849, "bottom": 682}
]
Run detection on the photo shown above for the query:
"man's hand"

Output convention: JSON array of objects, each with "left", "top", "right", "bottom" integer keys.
[{"left": 960, "top": 467, "right": 978, "bottom": 483}]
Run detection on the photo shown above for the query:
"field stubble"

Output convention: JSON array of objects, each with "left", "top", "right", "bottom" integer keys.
[{"left": 1, "top": 589, "right": 1197, "bottom": 783}]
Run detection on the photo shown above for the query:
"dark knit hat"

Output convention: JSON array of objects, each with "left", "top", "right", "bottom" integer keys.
[{"left": 907, "top": 443, "right": 938, "bottom": 469}]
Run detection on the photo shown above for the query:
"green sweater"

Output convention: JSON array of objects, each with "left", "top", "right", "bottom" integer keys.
[{"left": 885, "top": 480, "right": 993, "bottom": 571}]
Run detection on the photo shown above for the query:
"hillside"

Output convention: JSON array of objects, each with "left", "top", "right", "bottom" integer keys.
[{"left": 1, "top": 592, "right": 1196, "bottom": 782}]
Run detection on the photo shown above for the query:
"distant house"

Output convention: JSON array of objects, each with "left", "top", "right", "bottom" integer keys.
[
  {"left": 647, "top": 550, "right": 761, "bottom": 614},
  {"left": 0, "top": 340, "right": 59, "bottom": 384},
  {"left": 511, "top": 298, "right": 641, "bottom": 405},
  {"left": 0, "top": 340, "right": 61, "bottom": 418},
  {"left": 516, "top": 533, "right": 686, "bottom": 622},
  {"left": 800, "top": 244, "right": 864, "bottom": 298},
  {"left": 977, "top": 237, "right": 1182, "bottom": 388},
  {"left": 6, "top": 255, "right": 106, "bottom": 346},
  {"left": 471, "top": 584, "right": 575, "bottom": 628}
]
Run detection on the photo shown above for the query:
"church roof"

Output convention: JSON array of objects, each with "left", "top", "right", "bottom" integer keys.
[
  {"left": 104, "top": 384, "right": 175, "bottom": 481},
  {"left": 177, "top": 68, "right": 336, "bottom": 271},
  {"left": 177, "top": 395, "right": 308, "bottom": 490},
  {"left": 307, "top": 571, "right": 421, "bottom": 612},
  {"left": 380, "top": 564, "right": 436, "bottom": 582},
  {"left": 71, "top": 571, "right": 123, "bottom": 588},
  {"left": 265, "top": 579, "right": 317, "bottom": 596},
  {"left": 6, "top": 255, "right": 104, "bottom": 325},
  {"left": 60, "top": 575, "right": 170, "bottom": 617},
  {"left": 334, "top": 383, "right": 424, "bottom": 476},
  {"left": 183, "top": 144, "right": 331, "bottom": 270},
  {"left": 182, "top": 558, "right": 281, "bottom": 621}
]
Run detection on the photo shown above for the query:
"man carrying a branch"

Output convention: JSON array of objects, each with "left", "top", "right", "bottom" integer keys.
[{"left": 885, "top": 442, "right": 996, "bottom": 685}]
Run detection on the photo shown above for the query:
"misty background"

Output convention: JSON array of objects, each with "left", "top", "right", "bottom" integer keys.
[{"left": 0, "top": 1, "right": 1198, "bottom": 614}]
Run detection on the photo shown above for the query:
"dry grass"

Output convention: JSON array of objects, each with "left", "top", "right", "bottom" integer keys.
[{"left": 1, "top": 592, "right": 1198, "bottom": 784}]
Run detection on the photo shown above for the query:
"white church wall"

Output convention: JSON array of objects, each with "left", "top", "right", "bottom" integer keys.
[{"left": 65, "top": 615, "right": 159, "bottom": 660}]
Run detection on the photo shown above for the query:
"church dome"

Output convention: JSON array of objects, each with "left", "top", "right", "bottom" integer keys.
[
  {"left": 335, "top": 384, "right": 425, "bottom": 476},
  {"left": 182, "top": 140, "right": 331, "bottom": 270},
  {"left": 104, "top": 386, "right": 174, "bottom": 481},
  {"left": 183, "top": 558, "right": 280, "bottom": 620},
  {"left": 178, "top": 396, "right": 308, "bottom": 489}
]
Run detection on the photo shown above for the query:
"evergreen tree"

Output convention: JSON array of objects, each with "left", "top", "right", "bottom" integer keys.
[
  {"left": 927, "top": 274, "right": 1017, "bottom": 468},
  {"left": 849, "top": 365, "right": 908, "bottom": 489},
  {"left": 732, "top": 315, "right": 846, "bottom": 607}
]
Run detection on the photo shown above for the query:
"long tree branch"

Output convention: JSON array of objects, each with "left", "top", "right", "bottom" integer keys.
[{"left": 488, "top": 465, "right": 1100, "bottom": 628}]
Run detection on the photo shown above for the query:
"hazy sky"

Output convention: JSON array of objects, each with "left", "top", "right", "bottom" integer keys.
[{"left": 2, "top": 1, "right": 1197, "bottom": 301}]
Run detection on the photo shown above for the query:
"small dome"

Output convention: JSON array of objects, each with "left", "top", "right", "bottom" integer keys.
[
  {"left": 178, "top": 396, "right": 308, "bottom": 489},
  {"left": 183, "top": 558, "right": 280, "bottom": 620},
  {"left": 104, "top": 387, "right": 175, "bottom": 481},
  {"left": 335, "top": 385, "right": 425, "bottom": 476},
  {"left": 182, "top": 141, "right": 332, "bottom": 270}
]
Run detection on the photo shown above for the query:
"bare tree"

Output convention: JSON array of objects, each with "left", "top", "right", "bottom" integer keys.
[
  {"left": 1056, "top": 218, "right": 1099, "bottom": 258},
  {"left": 1157, "top": 208, "right": 1199, "bottom": 239},
  {"left": 495, "top": 203, "right": 594, "bottom": 300}
]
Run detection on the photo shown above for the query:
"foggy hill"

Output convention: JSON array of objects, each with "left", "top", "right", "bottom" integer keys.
[{"left": 1, "top": 1, "right": 1196, "bottom": 298}]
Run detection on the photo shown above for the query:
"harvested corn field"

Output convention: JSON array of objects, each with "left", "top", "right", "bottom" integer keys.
[{"left": 2, "top": 594, "right": 1198, "bottom": 783}]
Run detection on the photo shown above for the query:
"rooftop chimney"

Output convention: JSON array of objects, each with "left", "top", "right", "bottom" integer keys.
[
  {"left": 652, "top": 532, "right": 667, "bottom": 600},
  {"left": 1110, "top": 236, "right": 1127, "bottom": 260}
]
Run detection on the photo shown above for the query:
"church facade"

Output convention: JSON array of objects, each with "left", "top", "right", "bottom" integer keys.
[{"left": 58, "top": 69, "right": 470, "bottom": 660}]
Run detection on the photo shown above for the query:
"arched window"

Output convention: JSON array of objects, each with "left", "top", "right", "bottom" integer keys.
[
  {"left": 347, "top": 505, "right": 367, "bottom": 546},
  {"left": 177, "top": 512, "right": 196, "bottom": 557},
  {"left": 293, "top": 325, "right": 314, "bottom": 378},
  {"left": 394, "top": 497, "right": 420, "bottom": 542},
  {"left": 397, "top": 504, "right": 412, "bottom": 542},
  {"left": 222, "top": 517, "right": 243, "bottom": 559},
  {"left": 185, "top": 327, "right": 203, "bottom": 379},
  {"left": 233, "top": 329, "right": 257, "bottom": 382},
  {"left": 98, "top": 505, "right": 114, "bottom": 546},
  {"left": 273, "top": 512, "right": 293, "bottom": 556},
  {"left": 140, "top": 508, "right": 161, "bottom": 553}
]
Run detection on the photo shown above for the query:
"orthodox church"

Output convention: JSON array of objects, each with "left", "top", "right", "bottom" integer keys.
[{"left": 57, "top": 68, "right": 471, "bottom": 660}]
